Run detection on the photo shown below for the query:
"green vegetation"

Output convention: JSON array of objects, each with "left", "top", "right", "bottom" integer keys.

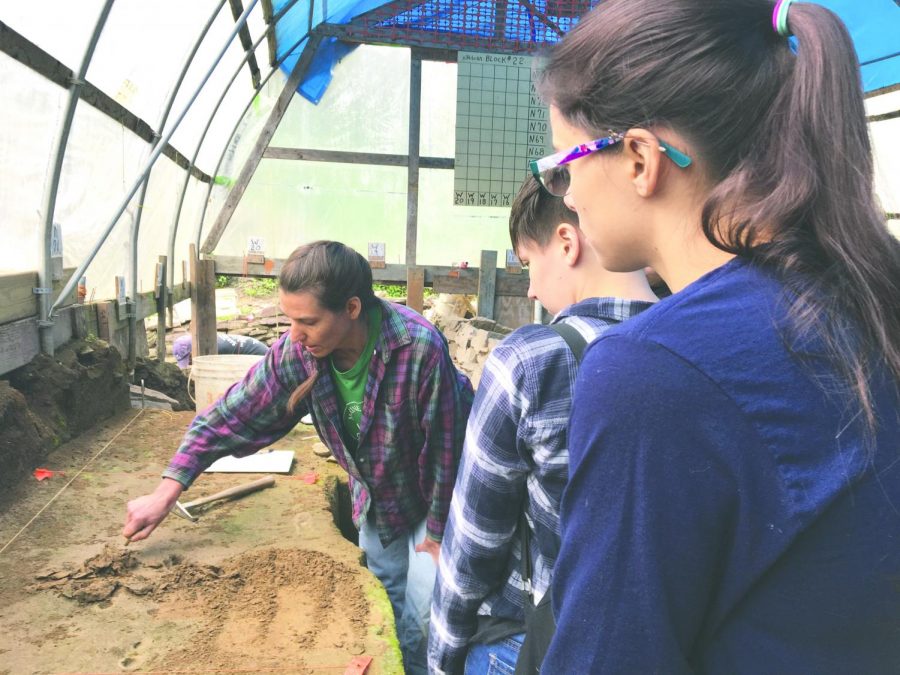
[
  {"left": 242, "top": 277, "right": 279, "bottom": 297},
  {"left": 373, "top": 283, "right": 405, "bottom": 298},
  {"left": 374, "top": 283, "right": 435, "bottom": 299}
]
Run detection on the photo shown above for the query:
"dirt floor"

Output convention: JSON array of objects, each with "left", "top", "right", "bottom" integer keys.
[{"left": 0, "top": 409, "right": 401, "bottom": 675}]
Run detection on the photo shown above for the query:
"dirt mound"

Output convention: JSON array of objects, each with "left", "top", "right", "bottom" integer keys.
[
  {"left": 0, "top": 337, "right": 129, "bottom": 487},
  {"left": 150, "top": 548, "right": 371, "bottom": 671},
  {"left": 6, "top": 337, "right": 129, "bottom": 445},
  {"left": 34, "top": 544, "right": 371, "bottom": 673},
  {"left": 132, "top": 357, "right": 191, "bottom": 410},
  {"left": 0, "top": 381, "right": 49, "bottom": 488}
]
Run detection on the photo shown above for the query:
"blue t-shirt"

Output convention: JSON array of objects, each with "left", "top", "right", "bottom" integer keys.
[{"left": 545, "top": 257, "right": 900, "bottom": 673}]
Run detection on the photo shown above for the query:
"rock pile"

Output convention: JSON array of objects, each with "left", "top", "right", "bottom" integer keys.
[{"left": 425, "top": 294, "right": 512, "bottom": 388}]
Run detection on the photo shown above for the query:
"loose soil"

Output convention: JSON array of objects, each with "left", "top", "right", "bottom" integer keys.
[{"left": 0, "top": 410, "right": 400, "bottom": 675}]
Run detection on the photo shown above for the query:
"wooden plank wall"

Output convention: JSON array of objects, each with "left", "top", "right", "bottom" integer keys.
[
  {"left": 0, "top": 269, "right": 190, "bottom": 376},
  {"left": 0, "top": 268, "right": 77, "bottom": 325}
]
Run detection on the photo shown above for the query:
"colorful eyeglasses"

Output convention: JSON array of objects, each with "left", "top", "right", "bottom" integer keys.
[{"left": 529, "top": 131, "right": 693, "bottom": 197}]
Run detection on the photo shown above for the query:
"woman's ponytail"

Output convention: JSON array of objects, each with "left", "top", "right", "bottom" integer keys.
[
  {"left": 738, "top": 2, "right": 900, "bottom": 429},
  {"left": 288, "top": 368, "right": 319, "bottom": 415}
]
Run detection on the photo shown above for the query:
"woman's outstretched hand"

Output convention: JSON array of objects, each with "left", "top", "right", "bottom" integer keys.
[{"left": 122, "top": 478, "right": 185, "bottom": 544}]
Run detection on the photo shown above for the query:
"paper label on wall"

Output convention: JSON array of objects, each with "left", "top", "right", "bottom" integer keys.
[
  {"left": 247, "top": 237, "right": 265, "bottom": 255},
  {"left": 50, "top": 222, "right": 63, "bottom": 257},
  {"left": 368, "top": 242, "right": 386, "bottom": 268},
  {"left": 506, "top": 248, "right": 523, "bottom": 273},
  {"left": 454, "top": 52, "right": 552, "bottom": 208}
]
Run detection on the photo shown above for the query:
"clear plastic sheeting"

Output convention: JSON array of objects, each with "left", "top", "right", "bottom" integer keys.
[
  {"left": 0, "top": 54, "right": 63, "bottom": 274},
  {"left": 0, "top": 50, "right": 206, "bottom": 295},
  {"left": 0, "top": 0, "right": 107, "bottom": 72},
  {"left": 867, "top": 90, "right": 900, "bottom": 222},
  {"left": 166, "top": 6, "right": 272, "bottom": 173},
  {"left": 223, "top": 45, "right": 513, "bottom": 266},
  {"left": 86, "top": 2, "right": 226, "bottom": 135},
  {"left": 268, "top": 45, "right": 410, "bottom": 155},
  {"left": 223, "top": 160, "right": 409, "bottom": 260},
  {"left": 196, "top": 72, "right": 288, "bottom": 247},
  {"left": 421, "top": 59, "right": 458, "bottom": 159}
]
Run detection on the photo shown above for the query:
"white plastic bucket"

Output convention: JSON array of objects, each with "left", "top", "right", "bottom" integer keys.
[{"left": 189, "top": 354, "right": 264, "bottom": 410}]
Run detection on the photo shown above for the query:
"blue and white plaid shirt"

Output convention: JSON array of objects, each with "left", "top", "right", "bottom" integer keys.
[{"left": 429, "top": 297, "right": 655, "bottom": 674}]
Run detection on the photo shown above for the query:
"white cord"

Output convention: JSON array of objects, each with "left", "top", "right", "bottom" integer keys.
[{"left": 0, "top": 409, "right": 146, "bottom": 557}]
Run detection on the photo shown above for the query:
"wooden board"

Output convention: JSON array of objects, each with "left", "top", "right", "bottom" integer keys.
[
  {"left": 495, "top": 296, "right": 533, "bottom": 329},
  {"left": 0, "top": 268, "right": 77, "bottom": 326},
  {"left": 478, "top": 250, "right": 498, "bottom": 319},
  {"left": 190, "top": 245, "right": 218, "bottom": 358},
  {"left": 407, "top": 266, "right": 425, "bottom": 314},
  {"left": 0, "top": 306, "right": 76, "bottom": 376}
]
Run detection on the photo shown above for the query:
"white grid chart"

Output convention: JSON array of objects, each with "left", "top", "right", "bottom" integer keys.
[{"left": 454, "top": 52, "right": 551, "bottom": 207}]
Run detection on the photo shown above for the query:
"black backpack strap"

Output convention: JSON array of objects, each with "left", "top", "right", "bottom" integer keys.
[
  {"left": 514, "top": 321, "right": 586, "bottom": 674},
  {"left": 520, "top": 320, "right": 588, "bottom": 593},
  {"left": 547, "top": 321, "right": 588, "bottom": 364}
]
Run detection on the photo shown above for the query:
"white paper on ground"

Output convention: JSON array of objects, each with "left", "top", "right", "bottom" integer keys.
[{"left": 204, "top": 450, "right": 295, "bottom": 473}]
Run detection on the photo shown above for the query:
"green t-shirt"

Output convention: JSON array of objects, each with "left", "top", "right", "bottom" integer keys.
[{"left": 330, "top": 305, "right": 381, "bottom": 452}]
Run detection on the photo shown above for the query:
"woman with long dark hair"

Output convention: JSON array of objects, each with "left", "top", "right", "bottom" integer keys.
[
  {"left": 529, "top": 0, "right": 900, "bottom": 671},
  {"left": 123, "top": 241, "right": 473, "bottom": 674}
]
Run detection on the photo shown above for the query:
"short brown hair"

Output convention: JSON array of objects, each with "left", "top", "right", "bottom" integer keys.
[{"left": 509, "top": 173, "right": 579, "bottom": 252}]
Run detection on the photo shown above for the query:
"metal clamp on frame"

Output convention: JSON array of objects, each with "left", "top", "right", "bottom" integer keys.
[{"left": 117, "top": 298, "right": 135, "bottom": 321}]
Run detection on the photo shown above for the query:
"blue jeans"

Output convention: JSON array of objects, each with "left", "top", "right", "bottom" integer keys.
[
  {"left": 464, "top": 633, "right": 525, "bottom": 674},
  {"left": 358, "top": 515, "right": 435, "bottom": 675}
]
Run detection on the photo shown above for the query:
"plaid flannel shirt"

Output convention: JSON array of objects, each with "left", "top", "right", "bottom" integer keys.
[
  {"left": 164, "top": 299, "right": 474, "bottom": 546},
  {"left": 429, "top": 297, "right": 654, "bottom": 674}
]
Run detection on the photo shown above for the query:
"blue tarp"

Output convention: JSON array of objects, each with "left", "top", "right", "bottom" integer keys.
[{"left": 274, "top": 0, "right": 900, "bottom": 102}]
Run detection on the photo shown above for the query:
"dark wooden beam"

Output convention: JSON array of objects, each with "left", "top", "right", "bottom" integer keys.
[
  {"left": 263, "top": 146, "right": 454, "bottom": 169},
  {"left": 478, "top": 250, "right": 498, "bottom": 319},
  {"left": 189, "top": 244, "right": 218, "bottom": 358},
  {"left": 867, "top": 109, "right": 900, "bottom": 123},
  {"left": 411, "top": 46, "right": 457, "bottom": 63},
  {"left": 0, "top": 21, "right": 212, "bottom": 184},
  {"left": 407, "top": 266, "right": 425, "bottom": 314},
  {"left": 864, "top": 82, "right": 900, "bottom": 99},
  {"left": 229, "top": 0, "right": 262, "bottom": 88},
  {"left": 260, "top": 0, "right": 277, "bottom": 67},
  {"left": 317, "top": 22, "right": 537, "bottom": 56},
  {"left": 407, "top": 55, "right": 422, "bottom": 266},
  {"left": 202, "top": 32, "right": 324, "bottom": 255},
  {"left": 494, "top": 0, "right": 509, "bottom": 43},
  {"left": 156, "top": 255, "right": 168, "bottom": 362}
]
